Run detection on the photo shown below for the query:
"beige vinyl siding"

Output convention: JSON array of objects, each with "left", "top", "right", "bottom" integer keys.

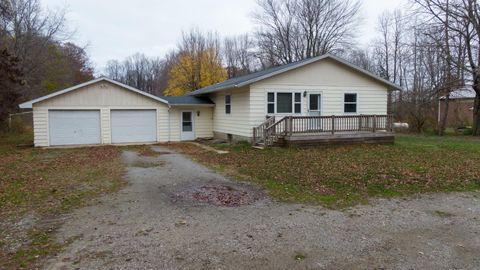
[
  {"left": 100, "top": 108, "right": 111, "bottom": 144},
  {"left": 249, "top": 58, "right": 389, "bottom": 129},
  {"left": 33, "top": 81, "right": 170, "bottom": 146},
  {"left": 168, "top": 107, "right": 213, "bottom": 141},
  {"left": 211, "top": 87, "right": 250, "bottom": 138},
  {"left": 33, "top": 107, "right": 48, "bottom": 147},
  {"left": 36, "top": 81, "right": 162, "bottom": 107},
  {"left": 157, "top": 106, "right": 170, "bottom": 142}
]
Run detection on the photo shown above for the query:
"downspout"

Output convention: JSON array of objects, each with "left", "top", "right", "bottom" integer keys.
[{"left": 168, "top": 104, "right": 171, "bottom": 142}]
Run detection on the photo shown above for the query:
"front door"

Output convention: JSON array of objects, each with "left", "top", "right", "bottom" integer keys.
[
  {"left": 308, "top": 93, "right": 322, "bottom": 131},
  {"left": 181, "top": 111, "right": 195, "bottom": 141}
]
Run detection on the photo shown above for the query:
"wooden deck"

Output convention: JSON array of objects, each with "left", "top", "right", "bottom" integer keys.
[{"left": 253, "top": 115, "right": 394, "bottom": 147}]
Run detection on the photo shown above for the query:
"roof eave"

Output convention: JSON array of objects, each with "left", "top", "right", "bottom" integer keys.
[
  {"left": 169, "top": 104, "right": 215, "bottom": 107},
  {"left": 19, "top": 102, "right": 32, "bottom": 109},
  {"left": 189, "top": 84, "right": 240, "bottom": 96}
]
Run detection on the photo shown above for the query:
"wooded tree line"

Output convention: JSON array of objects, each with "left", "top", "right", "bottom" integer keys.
[
  {"left": 345, "top": 0, "right": 480, "bottom": 135},
  {"left": 2, "top": 0, "right": 480, "bottom": 135},
  {"left": 0, "top": 0, "right": 93, "bottom": 129}
]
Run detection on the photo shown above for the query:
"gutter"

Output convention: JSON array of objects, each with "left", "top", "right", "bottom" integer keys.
[
  {"left": 167, "top": 104, "right": 171, "bottom": 142},
  {"left": 169, "top": 104, "right": 215, "bottom": 107}
]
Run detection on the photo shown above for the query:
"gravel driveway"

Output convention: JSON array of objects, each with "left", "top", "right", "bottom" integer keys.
[{"left": 45, "top": 145, "right": 480, "bottom": 270}]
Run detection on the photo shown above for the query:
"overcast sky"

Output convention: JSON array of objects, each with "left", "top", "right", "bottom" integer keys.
[{"left": 41, "top": 0, "right": 410, "bottom": 72}]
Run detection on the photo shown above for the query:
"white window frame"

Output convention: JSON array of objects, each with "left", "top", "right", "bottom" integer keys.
[
  {"left": 307, "top": 92, "right": 323, "bottom": 115},
  {"left": 225, "top": 95, "right": 231, "bottom": 114},
  {"left": 344, "top": 92, "right": 358, "bottom": 114},
  {"left": 267, "top": 92, "right": 275, "bottom": 114},
  {"left": 266, "top": 91, "right": 303, "bottom": 115}
]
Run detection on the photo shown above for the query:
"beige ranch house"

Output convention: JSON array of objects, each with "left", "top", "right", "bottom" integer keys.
[{"left": 20, "top": 54, "right": 401, "bottom": 147}]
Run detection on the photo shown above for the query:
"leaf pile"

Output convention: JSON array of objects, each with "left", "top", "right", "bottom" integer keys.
[{"left": 175, "top": 185, "right": 259, "bottom": 207}]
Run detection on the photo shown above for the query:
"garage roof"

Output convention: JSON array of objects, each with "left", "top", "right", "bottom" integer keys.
[
  {"left": 19, "top": 77, "right": 169, "bottom": 109},
  {"left": 188, "top": 54, "right": 403, "bottom": 96}
]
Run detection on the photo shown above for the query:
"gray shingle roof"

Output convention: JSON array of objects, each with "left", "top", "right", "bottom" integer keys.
[
  {"left": 159, "top": 95, "right": 214, "bottom": 105},
  {"left": 188, "top": 54, "right": 402, "bottom": 96},
  {"left": 440, "top": 86, "right": 476, "bottom": 100}
]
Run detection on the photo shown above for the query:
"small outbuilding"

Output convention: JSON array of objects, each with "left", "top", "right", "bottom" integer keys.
[{"left": 438, "top": 87, "right": 476, "bottom": 128}]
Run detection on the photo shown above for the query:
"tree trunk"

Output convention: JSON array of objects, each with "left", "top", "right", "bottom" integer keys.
[
  {"left": 438, "top": 95, "right": 450, "bottom": 136},
  {"left": 473, "top": 93, "right": 480, "bottom": 135},
  {"left": 473, "top": 74, "right": 480, "bottom": 136}
]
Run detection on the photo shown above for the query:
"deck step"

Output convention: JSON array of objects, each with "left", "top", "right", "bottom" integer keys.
[{"left": 252, "top": 143, "right": 265, "bottom": 150}]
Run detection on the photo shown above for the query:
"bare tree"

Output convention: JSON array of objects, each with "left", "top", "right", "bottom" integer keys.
[
  {"left": 104, "top": 53, "right": 167, "bottom": 96},
  {"left": 104, "top": 59, "right": 123, "bottom": 81},
  {"left": 413, "top": 0, "right": 480, "bottom": 135},
  {"left": 373, "top": 9, "right": 407, "bottom": 85},
  {"left": 344, "top": 48, "right": 376, "bottom": 73},
  {"left": 223, "top": 34, "right": 257, "bottom": 78},
  {"left": 253, "top": 0, "right": 361, "bottom": 66}
]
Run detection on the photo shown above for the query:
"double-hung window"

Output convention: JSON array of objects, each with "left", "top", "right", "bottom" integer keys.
[
  {"left": 344, "top": 93, "right": 357, "bottom": 113},
  {"left": 225, "top": 95, "right": 231, "bottom": 114},
  {"left": 267, "top": 93, "right": 275, "bottom": 114},
  {"left": 267, "top": 92, "right": 301, "bottom": 114}
]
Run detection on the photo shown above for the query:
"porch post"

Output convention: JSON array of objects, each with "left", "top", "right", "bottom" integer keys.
[
  {"left": 358, "top": 115, "right": 362, "bottom": 131},
  {"left": 263, "top": 127, "right": 267, "bottom": 144},
  {"left": 289, "top": 116, "right": 293, "bottom": 136},
  {"left": 331, "top": 115, "right": 335, "bottom": 134},
  {"left": 388, "top": 114, "right": 393, "bottom": 132},
  {"left": 372, "top": 115, "right": 377, "bottom": 133}
]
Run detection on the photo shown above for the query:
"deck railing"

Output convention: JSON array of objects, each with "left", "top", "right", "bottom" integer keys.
[
  {"left": 254, "top": 114, "right": 393, "bottom": 146},
  {"left": 286, "top": 114, "right": 393, "bottom": 135},
  {"left": 252, "top": 116, "right": 275, "bottom": 145}
]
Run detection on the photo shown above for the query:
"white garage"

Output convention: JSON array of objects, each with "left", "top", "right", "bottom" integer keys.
[
  {"left": 19, "top": 77, "right": 215, "bottom": 147},
  {"left": 111, "top": 110, "right": 157, "bottom": 143},
  {"left": 49, "top": 110, "right": 101, "bottom": 146}
]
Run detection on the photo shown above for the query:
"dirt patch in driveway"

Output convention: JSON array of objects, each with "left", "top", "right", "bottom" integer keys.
[
  {"left": 44, "top": 145, "right": 480, "bottom": 270},
  {"left": 130, "top": 159, "right": 165, "bottom": 168},
  {"left": 174, "top": 184, "right": 264, "bottom": 207}
]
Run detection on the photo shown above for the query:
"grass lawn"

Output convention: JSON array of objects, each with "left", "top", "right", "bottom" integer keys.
[
  {"left": 0, "top": 133, "right": 125, "bottom": 269},
  {"left": 169, "top": 134, "right": 480, "bottom": 208}
]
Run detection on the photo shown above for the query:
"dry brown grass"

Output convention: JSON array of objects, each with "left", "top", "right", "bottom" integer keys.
[
  {"left": 0, "top": 133, "right": 125, "bottom": 269},
  {"left": 169, "top": 135, "right": 480, "bottom": 208}
]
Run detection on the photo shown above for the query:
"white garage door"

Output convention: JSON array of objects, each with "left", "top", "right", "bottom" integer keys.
[
  {"left": 111, "top": 110, "right": 157, "bottom": 143},
  {"left": 49, "top": 110, "right": 101, "bottom": 146}
]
